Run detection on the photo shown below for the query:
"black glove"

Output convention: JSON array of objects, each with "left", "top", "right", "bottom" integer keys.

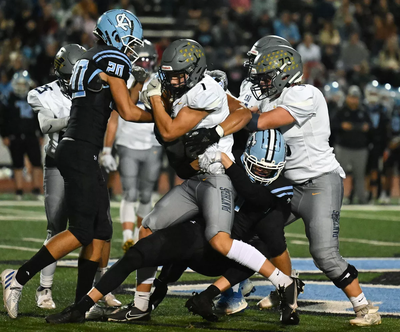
[
  {"left": 131, "top": 65, "right": 148, "bottom": 84},
  {"left": 184, "top": 126, "right": 223, "bottom": 159},
  {"left": 206, "top": 69, "right": 228, "bottom": 91}
]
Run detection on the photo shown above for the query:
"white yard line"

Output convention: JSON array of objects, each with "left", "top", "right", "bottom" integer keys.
[
  {"left": 286, "top": 232, "right": 400, "bottom": 247},
  {"left": 0, "top": 244, "right": 78, "bottom": 257}
]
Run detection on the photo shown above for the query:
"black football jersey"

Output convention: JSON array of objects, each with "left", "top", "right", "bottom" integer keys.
[{"left": 65, "top": 44, "right": 132, "bottom": 148}]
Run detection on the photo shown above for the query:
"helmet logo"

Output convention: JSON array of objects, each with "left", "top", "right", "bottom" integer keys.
[{"left": 116, "top": 13, "right": 132, "bottom": 31}]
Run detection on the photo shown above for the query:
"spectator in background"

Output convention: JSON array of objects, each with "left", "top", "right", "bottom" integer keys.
[
  {"left": 376, "top": 35, "right": 400, "bottom": 87},
  {"left": 299, "top": 12, "right": 316, "bottom": 36},
  {"left": 251, "top": 11, "right": 274, "bottom": 41},
  {"left": 353, "top": 1, "right": 374, "bottom": 50},
  {"left": 338, "top": 32, "right": 369, "bottom": 84},
  {"left": 30, "top": 41, "right": 59, "bottom": 86},
  {"left": 0, "top": 71, "right": 42, "bottom": 200},
  {"left": 363, "top": 83, "right": 391, "bottom": 203},
  {"left": 371, "top": 13, "right": 397, "bottom": 56},
  {"left": 273, "top": 11, "right": 301, "bottom": 46},
  {"left": 297, "top": 33, "right": 323, "bottom": 85},
  {"left": 251, "top": 0, "right": 277, "bottom": 19},
  {"left": 380, "top": 102, "right": 400, "bottom": 204},
  {"left": 331, "top": 85, "right": 372, "bottom": 204},
  {"left": 193, "top": 17, "right": 215, "bottom": 48},
  {"left": 297, "top": 32, "right": 321, "bottom": 63}
]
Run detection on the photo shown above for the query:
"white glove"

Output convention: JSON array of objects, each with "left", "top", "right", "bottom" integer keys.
[
  {"left": 101, "top": 147, "right": 117, "bottom": 173},
  {"left": 139, "top": 89, "right": 152, "bottom": 109},
  {"left": 147, "top": 78, "right": 162, "bottom": 97},
  {"left": 198, "top": 150, "right": 224, "bottom": 174}
]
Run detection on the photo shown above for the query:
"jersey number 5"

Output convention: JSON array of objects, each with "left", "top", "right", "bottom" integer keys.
[{"left": 70, "top": 59, "right": 89, "bottom": 99}]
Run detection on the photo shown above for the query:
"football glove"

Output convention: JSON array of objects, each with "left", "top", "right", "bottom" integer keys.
[
  {"left": 147, "top": 78, "right": 162, "bottom": 97},
  {"left": 198, "top": 150, "right": 224, "bottom": 174},
  {"left": 131, "top": 65, "right": 148, "bottom": 84},
  {"left": 206, "top": 69, "right": 228, "bottom": 91},
  {"left": 101, "top": 147, "right": 117, "bottom": 173},
  {"left": 184, "top": 125, "right": 224, "bottom": 159},
  {"left": 139, "top": 90, "right": 152, "bottom": 109}
]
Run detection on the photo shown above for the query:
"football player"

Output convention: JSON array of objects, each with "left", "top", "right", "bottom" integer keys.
[
  {"left": 0, "top": 71, "right": 42, "bottom": 200},
  {"left": 184, "top": 43, "right": 381, "bottom": 326},
  {"left": 1, "top": 9, "right": 152, "bottom": 319},
  {"left": 100, "top": 40, "right": 162, "bottom": 253},
  {"left": 27, "top": 44, "right": 121, "bottom": 310},
  {"left": 44, "top": 129, "right": 297, "bottom": 324},
  {"left": 107, "top": 39, "right": 299, "bottom": 324}
]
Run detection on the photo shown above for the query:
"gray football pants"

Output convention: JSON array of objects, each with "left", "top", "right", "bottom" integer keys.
[
  {"left": 117, "top": 145, "right": 162, "bottom": 206},
  {"left": 286, "top": 172, "right": 349, "bottom": 280},
  {"left": 143, "top": 173, "right": 236, "bottom": 241},
  {"left": 44, "top": 166, "right": 68, "bottom": 237},
  {"left": 40, "top": 166, "right": 68, "bottom": 286}
]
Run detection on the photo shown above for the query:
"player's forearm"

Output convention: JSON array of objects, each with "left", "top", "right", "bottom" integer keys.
[
  {"left": 38, "top": 110, "right": 69, "bottom": 134},
  {"left": 219, "top": 106, "right": 251, "bottom": 136},
  {"left": 129, "top": 82, "right": 143, "bottom": 104},
  {"left": 104, "top": 111, "right": 118, "bottom": 148},
  {"left": 150, "top": 96, "right": 176, "bottom": 141}
]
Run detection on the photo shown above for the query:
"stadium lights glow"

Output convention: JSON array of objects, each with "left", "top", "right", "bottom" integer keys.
[
  {"left": 332, "top": 81, "right": 339, "bottom": 88},
  {"left": 372, "top": 80, "right": 379, "bottom": 87},
  {"left": 385, "top": 83, "right": 391, "bottom": 90},
  {"left": 324, "top": 85, "right": 331, "bottom": 92}
]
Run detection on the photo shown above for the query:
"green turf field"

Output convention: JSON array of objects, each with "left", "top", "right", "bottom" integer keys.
[{"left": 1, "top": 201, "right": 400, "bottom": 331}]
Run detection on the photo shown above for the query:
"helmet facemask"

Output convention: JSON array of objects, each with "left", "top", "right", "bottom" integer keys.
[
  {"left": 242, "top": 152, "right": 285, "bottom": 185},
  {"left": 159, "top": 57, "right": 201, "bottom": 100}
]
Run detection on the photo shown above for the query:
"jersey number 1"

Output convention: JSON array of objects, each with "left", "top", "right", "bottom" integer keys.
[{"left": 70, "top": 59, "right": 89, "bottom": 99}]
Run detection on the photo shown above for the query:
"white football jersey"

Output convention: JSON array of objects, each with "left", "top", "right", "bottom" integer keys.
[
  {"left": 259, "top": 84, "right": 344, "bottom": 184},
  {"left": 172, "top": 74, "right": 234, "bottom": 163},
  {"left": 115, "top": 74, "right": 159, "bottom": 150},
  {"left": 238, "top": 79, "right": 263, "bottom": 108},
  {"left": 27, "top": 80, "right": 71, "bottom": 157}
]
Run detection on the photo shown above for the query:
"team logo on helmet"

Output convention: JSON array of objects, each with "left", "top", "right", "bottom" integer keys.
[{"left": 116, "top": 13, "right": 132, "bottom": 31}]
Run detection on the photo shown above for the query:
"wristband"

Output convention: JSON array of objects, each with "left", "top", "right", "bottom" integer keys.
[
  {"left": 246, "top": 113, "right": 260, "bottom": 132},
  {"left": 216, "top": 125, "right": 224, "bottom": 138},
  {"left": 103, "top": 147, "right": 112, "bottom": 154}
]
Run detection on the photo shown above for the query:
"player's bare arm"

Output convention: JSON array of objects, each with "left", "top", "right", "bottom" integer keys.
[
  {"left": 99, "top": 72, "right": 152, "bottom": 123},
  {"left": 150, "top": 94, "right": 208, "bottom": 142},
  {"left": 256, "top": 107, "right": 296, "bottom": 131}
]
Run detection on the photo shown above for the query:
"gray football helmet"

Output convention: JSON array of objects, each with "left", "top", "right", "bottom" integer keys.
[
  {"left": 159, "top": 39, "right": 207, "bottom": 99},
  {"left": 245, "top": 35, "right": 292, "bottom": 67},
  {"left": 249, "top": 45, "right": 303, "bottom": 100},
  {"left": 54, "top": 44, "right": 86, "bottom": 96},
  {"left": 136, "top": 39, "right": 158, "bottom": 73}
]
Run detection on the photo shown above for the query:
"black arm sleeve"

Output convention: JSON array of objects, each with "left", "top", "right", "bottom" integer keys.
[{"left": 225, "top": 162, "right": 276, "bottom": 208}]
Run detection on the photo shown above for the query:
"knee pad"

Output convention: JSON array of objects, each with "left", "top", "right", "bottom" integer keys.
[
  {"left": 120, "top": 200, "right": 137, "bottom": 223},
  {"left": 123, "top": 187, "right": 138, "bottom": 202},
  {"left": 331, "top": 264, "right": 358, "bottom": 289},
  {"left": 137, "top": 202, "right": 152, "bottom": 218},
  {"left": 310, "top": 246, "right": 349, "bottom": 280}
]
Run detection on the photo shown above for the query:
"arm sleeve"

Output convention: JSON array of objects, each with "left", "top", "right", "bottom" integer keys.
[
  {"left": 37, "top": 109, "right": 69, "bottom": 134},
  {"left": 277, "top": 86, "right": 315, "bottom": 127},
  {"left": 27, "top": 90, "right": 69, "bottom": 134},
  {"left": 225, "top": 162, "right": 276, "bottom": 208}
]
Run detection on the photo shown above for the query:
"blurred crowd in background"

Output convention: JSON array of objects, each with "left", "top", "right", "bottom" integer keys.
[{"left": 0, "top": 0, "right": 400, "bottom": 204}]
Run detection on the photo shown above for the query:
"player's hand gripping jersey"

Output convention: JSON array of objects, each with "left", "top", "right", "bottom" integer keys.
[{"left": 65, "top": 44, "right": 132, "bottom": 148}]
